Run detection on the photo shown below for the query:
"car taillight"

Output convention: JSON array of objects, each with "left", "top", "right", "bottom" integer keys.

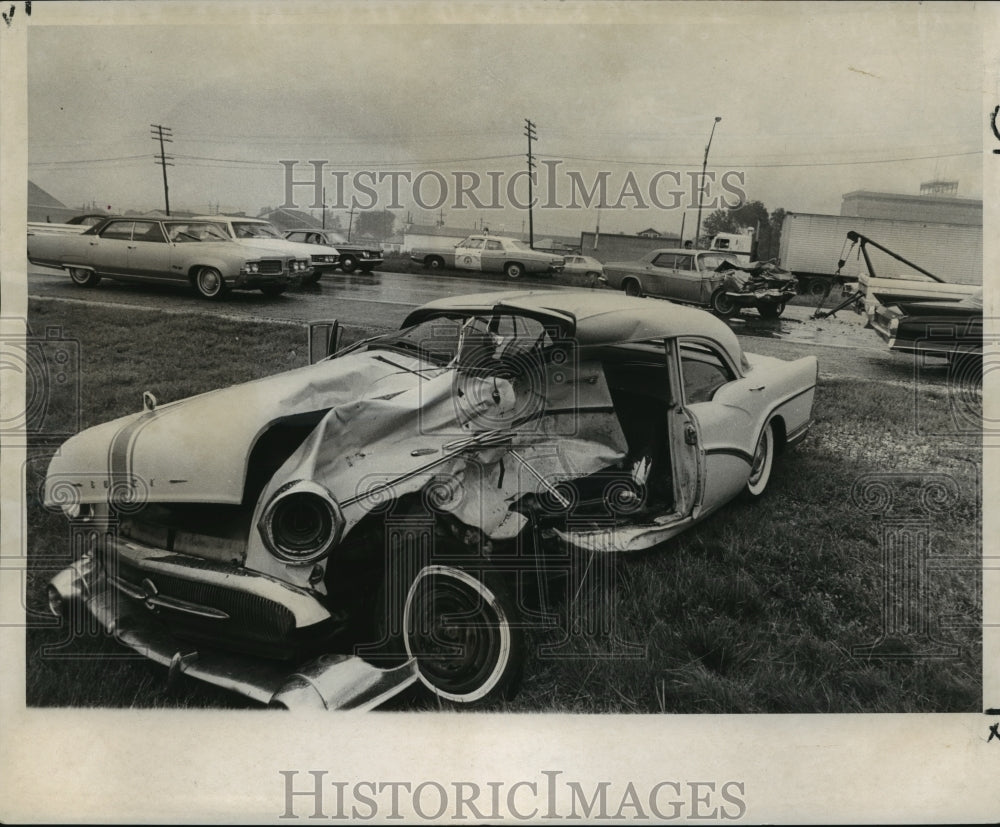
[{"left": 259, "top": 480, "right": 344, "bottom": 564}]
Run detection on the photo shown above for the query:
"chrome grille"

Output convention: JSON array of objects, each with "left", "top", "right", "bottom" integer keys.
[
  {"left": 114, "top": 558, "right": 296, "bottom": 643},
  {"left": 257, "top": 259, "right": 284, "bottom": 276}
]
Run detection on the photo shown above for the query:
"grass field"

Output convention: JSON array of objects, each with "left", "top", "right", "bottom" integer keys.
[{"left": 23, "top": 298, "right": 982, "bottom": 712}]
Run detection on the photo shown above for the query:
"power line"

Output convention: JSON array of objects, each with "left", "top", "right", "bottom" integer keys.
[
  {"left": 543, "top": 150, "right": 981, "bottom": 169},
  {"left": 28, "top": 154, "right": 151, "bottom": 166}
]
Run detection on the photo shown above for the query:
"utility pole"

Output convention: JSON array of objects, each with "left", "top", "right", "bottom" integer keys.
[
  {"left": 321, "top": 187, "right": 326, "bottom": 230},
  {"left": 347, "top": 206, "right": 356, "bottom": 241},
  {"left": 694, "top": 116, "right": 722, "bottom": 250},
  {"left": 150, "top": 124, "right": 173, "bottom": 216},
  {"left": 524, "top": 118, "right": 537, "bottom": 248}
]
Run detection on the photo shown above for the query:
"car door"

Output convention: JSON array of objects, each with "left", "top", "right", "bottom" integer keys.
[
  {"left": 672, "top": 337, "right": 758, "bottom": 516},
  {"left": 480, "top": 238, "right": 505, "bottom": 272},
  {"left": 82, "top": 219, "right": 133, "bottom": 275},
  {"left": 600, "top": 339, "right": 703, "bottom": 521},
  {"left": 635, "top": 252, "right": 675, "bottom": 298},
  {"left": 454, "top": 238, "right": 484, "bottom": 271},
  {"left": 126, "top": 220, "right": 173, "bottom": 280},
  {"left": 658, "top": 253, "right": 704, "bottom": 303}
]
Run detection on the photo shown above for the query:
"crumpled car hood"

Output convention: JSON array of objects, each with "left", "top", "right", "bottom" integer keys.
[
  {"left": 716, "top": 260, "right": 797, "bottom": 293},
  {"left": 45, "top": 349, "right": 629, "bottom": 542},
  {"left": 44, "top": 352, "right": 451, "bottom": 507}
]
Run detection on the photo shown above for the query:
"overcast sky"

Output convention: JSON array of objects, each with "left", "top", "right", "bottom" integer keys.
[{"left": 27, "top": 3, "right": 984, "bottom": 237}]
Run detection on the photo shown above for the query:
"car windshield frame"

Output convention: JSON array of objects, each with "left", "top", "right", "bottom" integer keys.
[
  {"left": 232, "top": 221, "right": 285, "bottom": 240},
  {"left": 164, "top": 221, "right": 231, "bottom": 242},
  {"left": 348, "top": 310, "right": 565, "bottom": 371}
]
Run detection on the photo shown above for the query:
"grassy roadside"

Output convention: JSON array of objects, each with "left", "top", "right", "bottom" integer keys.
[{"left": 23, "top": 299, "right": 981, "bottom": 711}]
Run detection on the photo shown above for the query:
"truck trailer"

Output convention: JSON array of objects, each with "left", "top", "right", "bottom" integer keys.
[{"left": 778, "top": 212, "right": 982, "bottom": 295}]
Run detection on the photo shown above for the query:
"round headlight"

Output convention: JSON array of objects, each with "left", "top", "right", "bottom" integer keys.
[
  {"left": 260, "top": 481, "right": 344, "bottom": 564},
  {"left": 61, "top": 502, "right": 93, "bottom": 521}
]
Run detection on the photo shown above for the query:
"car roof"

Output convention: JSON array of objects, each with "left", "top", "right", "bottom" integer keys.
[
  {"left": 193, "top": 215, "right": 267, "bottom": 223},
  {"left": 404, "top": 290, "right": 743, "bottom": 363}
]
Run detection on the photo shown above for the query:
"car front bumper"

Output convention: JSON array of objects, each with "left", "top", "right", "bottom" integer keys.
[
  {"left": 233, "top": 273, "right": 300, "bottom": 289},
  {"left": 46, "top": 553, "right": 418, "bottom": 711},
  {"left": 727, "top": 287, "right": 797, "bottom": 308}
]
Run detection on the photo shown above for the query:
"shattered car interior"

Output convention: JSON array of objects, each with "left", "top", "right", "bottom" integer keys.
[{"left": 44, "top": 291, "right": 816, "bottom": 710}]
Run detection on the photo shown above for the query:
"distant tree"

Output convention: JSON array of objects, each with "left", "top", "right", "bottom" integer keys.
[
  {"left": 320, "top": 209, "right": 342, "bottom": 231},
  {"left": 701, "top": 200, "right": 786, "bottom": 262},
  {"left": 354, "top": 209, "right": 396, "bottom": 239}
]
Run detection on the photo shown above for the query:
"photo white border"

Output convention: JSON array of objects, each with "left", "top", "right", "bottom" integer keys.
[{"left": 1, "top": 1, "right": 996, "bottom": 822}]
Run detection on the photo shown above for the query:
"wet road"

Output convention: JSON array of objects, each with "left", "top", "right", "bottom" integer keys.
[
  {"left": 26, "top": 265, "right": 576, "bottom": 331},
  {"left": 26, "top": 264, "right": 947, "bottom": 385}
]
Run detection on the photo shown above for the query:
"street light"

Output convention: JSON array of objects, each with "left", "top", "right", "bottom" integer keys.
[{"left": 694, "top": 116, "right": 722, "bottom": 250}]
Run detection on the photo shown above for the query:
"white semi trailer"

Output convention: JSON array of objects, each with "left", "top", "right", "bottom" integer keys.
[{"left": 778, "top": 212, "right": 982, "bottom": 295}]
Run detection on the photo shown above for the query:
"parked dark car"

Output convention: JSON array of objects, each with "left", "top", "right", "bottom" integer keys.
[{"left": 284, "top": 229, "right": 384, "bottom": 276}]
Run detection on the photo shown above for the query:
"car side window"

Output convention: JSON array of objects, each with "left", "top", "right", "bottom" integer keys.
[
  {"left": 485, "top": 240, "right": 503, "bottom": 251},
  {"left": 99, "top": 221, "right": 134, "bottom": 240},
  {"left": 651, "top": 253, "right": 674, "bottom": 268},
  {"left": 674, "top": 254, "right": 695, "bottom": 272},
  {"left": 133, "top": 222, "right": 166, "bottom": 243},
  {"left": 680, "top": 340, "right": 735, "bottom": 403}
]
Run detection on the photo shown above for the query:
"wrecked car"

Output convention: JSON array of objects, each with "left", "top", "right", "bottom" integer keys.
[
  {"left": 601, "top": 248, "right": 797, "bottom": 318},
  {"left": 44, "top": 291, "right": 817, "bottom": 710},
  {"left": 712, "top": 260, "right": 799, "bottom": 318},
  {"left": 869, "top": 288, "right": 982, "bottom": 371}
]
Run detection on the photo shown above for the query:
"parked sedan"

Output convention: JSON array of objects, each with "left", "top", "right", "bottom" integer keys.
[
  {"left": 199, "top": 216, "right": 341, "bottom": 284},
  {"left": 44, "top": 291, "right": 816, "bottom": 709},
  {"left": 284, "top": 229, "right": 384, "bottom": 275},
  {"left": 561, "top": 254, "right": 604, "bottom": 279},
  {"left": 410, "top": 234, "right": 565, "bottom": 279},
  {"left": 602, "top": 248, "right": 797, "bottom": 318},
  {"left": 27, "top": 217, "right": 310, "bottom": 299}
]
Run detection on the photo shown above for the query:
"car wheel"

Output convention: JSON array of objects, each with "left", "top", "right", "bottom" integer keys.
[
  {"left": 403, "top": 564, "right": 524, "bottom": 706},
  {"left": 758, "top": 303, "right": 785, "bottom": 320},
  {"left": 623, "top": 280, "right": 643, "bottom": 297},
  {"left": 745, "top": 421, "right": 775, "bottom": 498},
  {"left": 809, "top": 280, "right": 827, "bottom": 297},
  {"left": 260, "top": 284, "right": 287, "bottom": 298},
  {"left": 585, "top": 271, "right": 601, "bottom": 279},
  {"left": 69, "top": 268, "right": 101, "bottom": 288},
  {"left": 711, "top": 288, "right": 737, "bottom": 317},
  {"left": 505, "top": 262, "right": 524, "bottom": 279},
  {"left": 426, "top": 256, "right": 444, "bottom": 270},
  {"left": 301, "top": 270, "right": 322, "bottom": 285},
  {"left": 194, "top": 267, "right": 229, "bottom": 300},
  {"left": 341, "top": 255, "right": 358, "bottom": 273}
]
